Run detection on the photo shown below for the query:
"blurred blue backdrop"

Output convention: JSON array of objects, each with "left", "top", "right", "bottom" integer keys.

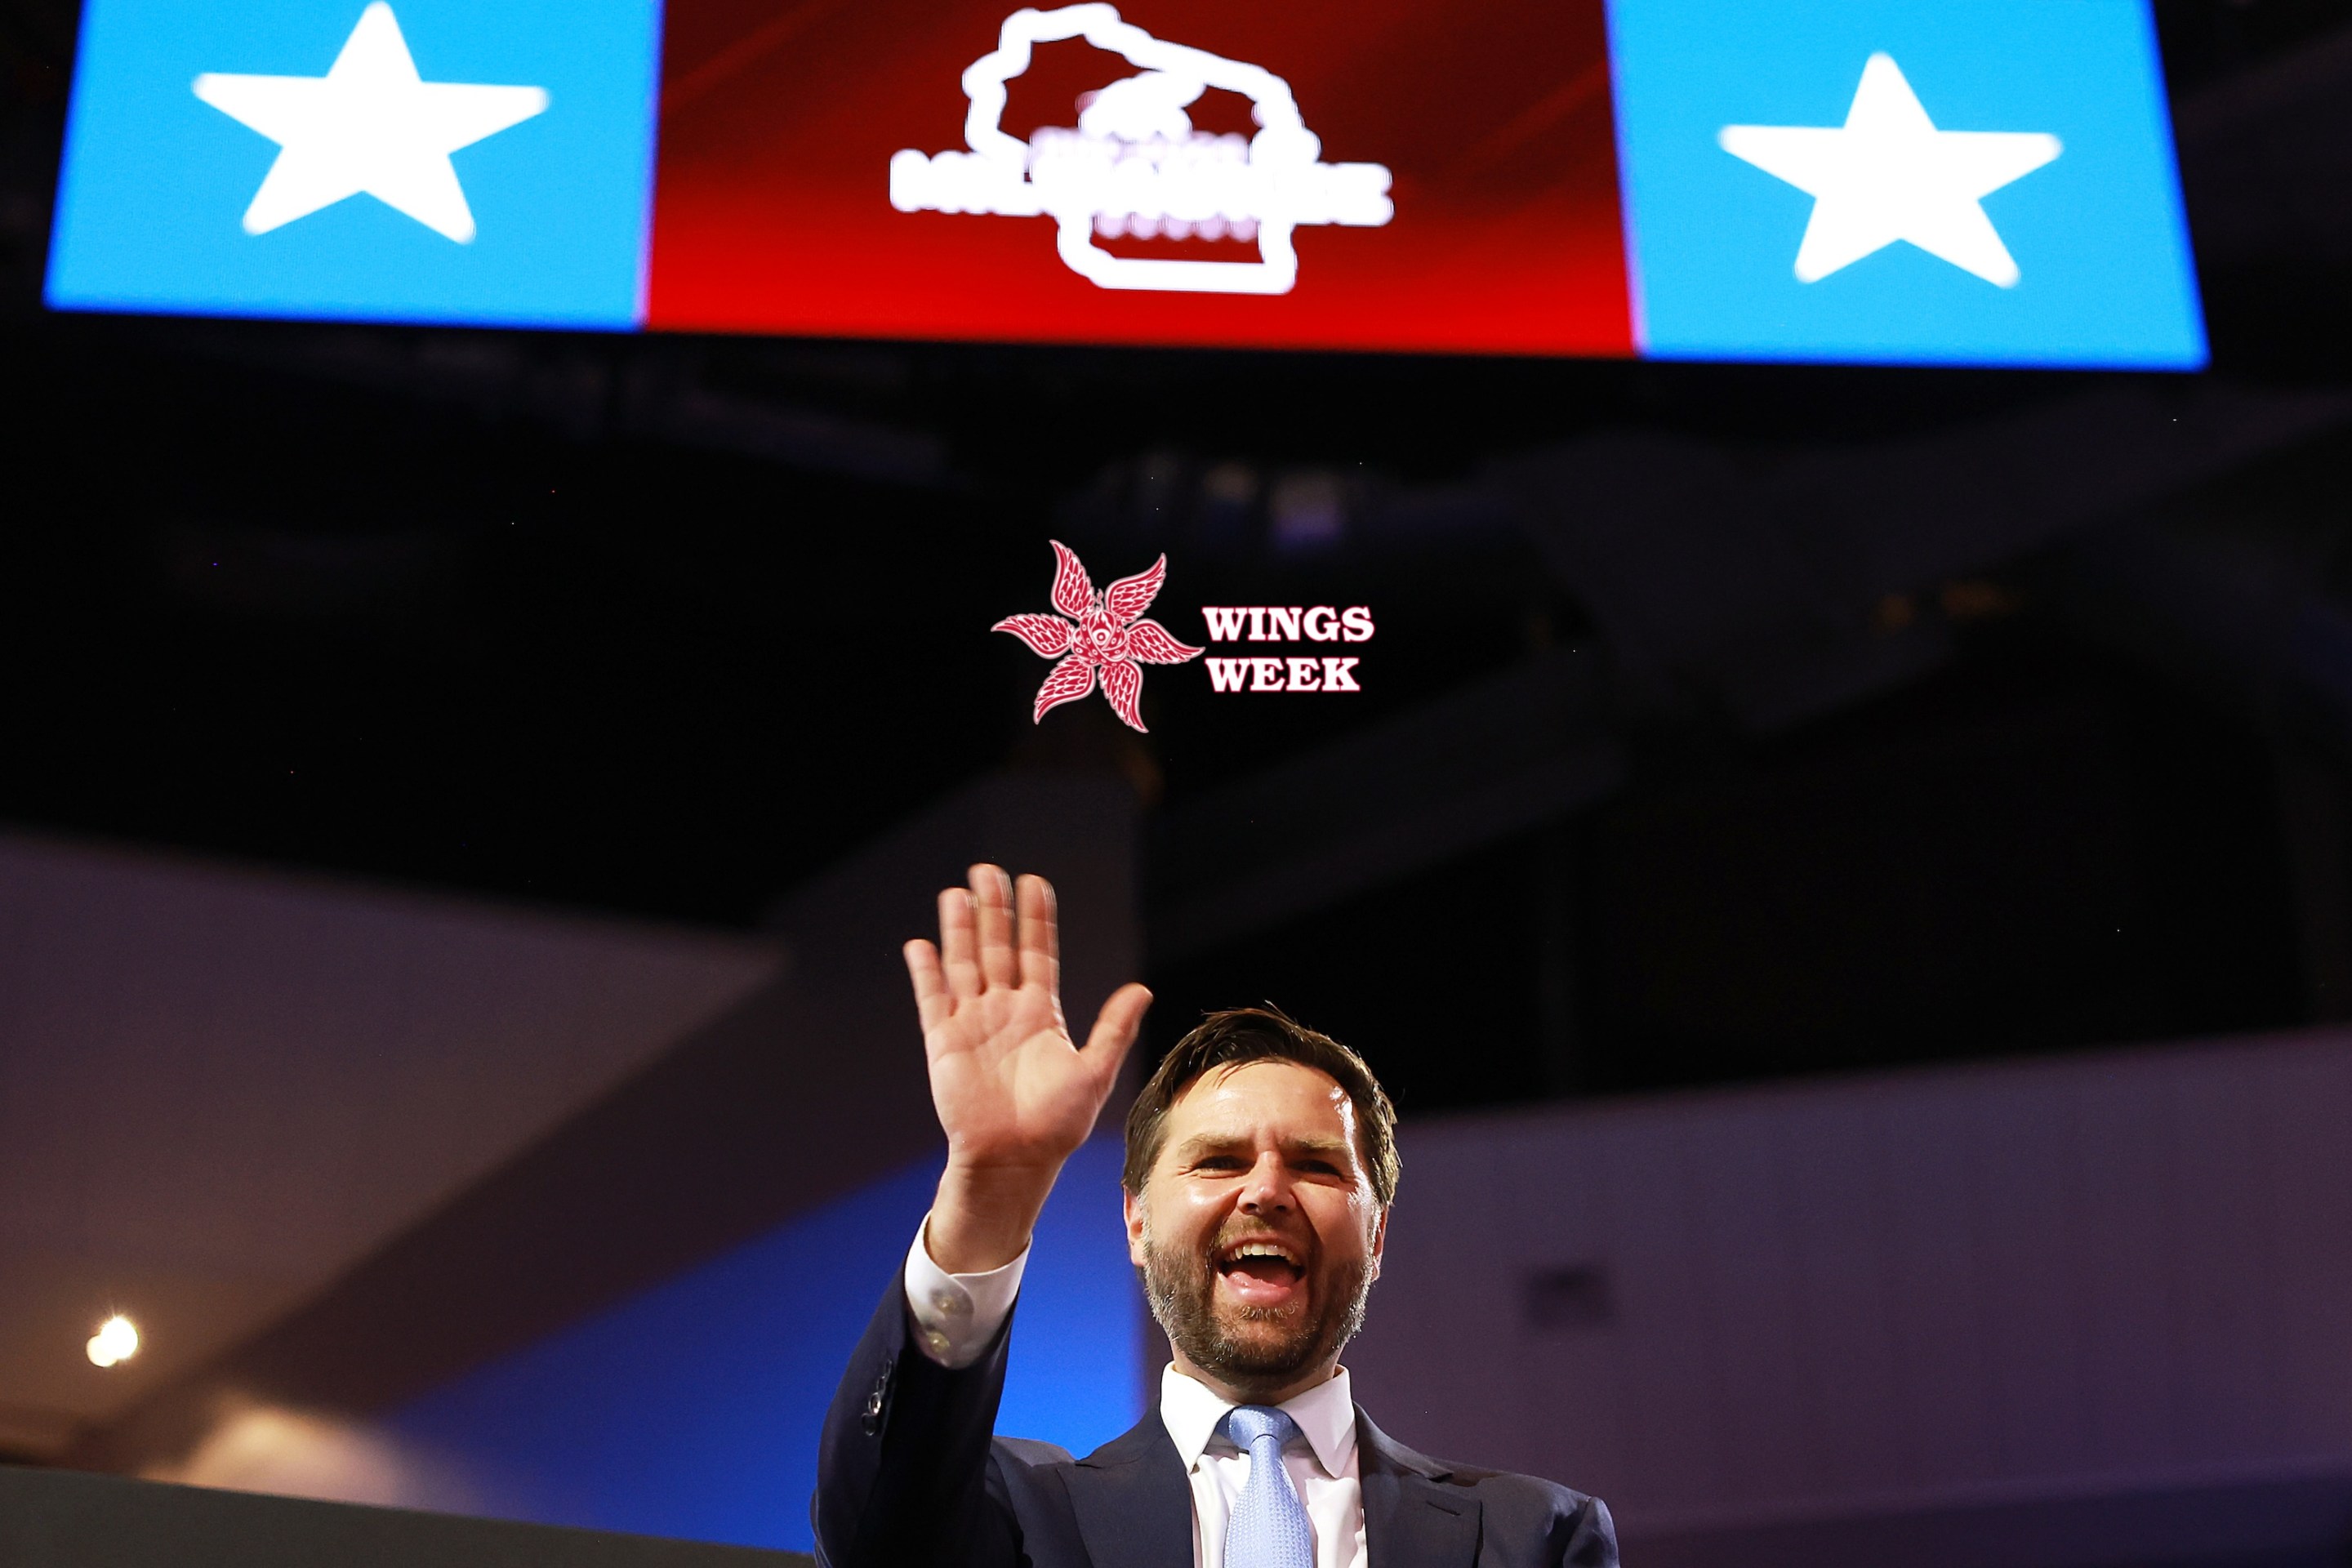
[{"left": 386, "top": 1135, "right": 1143, "bottom": 1552}]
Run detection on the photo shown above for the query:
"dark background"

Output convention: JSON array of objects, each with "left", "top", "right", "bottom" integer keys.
[{"left": 4, "top": 0, "right": 2352, "bottom": 1116}]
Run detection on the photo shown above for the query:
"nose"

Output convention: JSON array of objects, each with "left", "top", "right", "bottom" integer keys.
[{"left": 1236, "top": 1152, "right": 1294, "bottom": 1216}]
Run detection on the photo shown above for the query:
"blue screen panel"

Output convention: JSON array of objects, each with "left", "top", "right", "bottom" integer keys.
[
  {"left": 45, "top": 0, "right": 658, "bottom": 329},
  {"left": 1606, "top": 0, "right": 2207, "bottom": 368},
  {"left": 385, "top": 1137, "right": 1143, "bottom": 1553}
]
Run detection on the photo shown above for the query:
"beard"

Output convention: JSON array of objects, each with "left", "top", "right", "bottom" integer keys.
[{"left": 1139, "top": 1216, "right": 1376, "bottom": 1399}]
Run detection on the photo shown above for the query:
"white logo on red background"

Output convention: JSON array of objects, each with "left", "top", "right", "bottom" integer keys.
[
  {"left": 995, "top": 541, "right": 1203, "bottom": 732},
  {"left": 889, "top": 3, "right": 1394, "bottom": 296}
]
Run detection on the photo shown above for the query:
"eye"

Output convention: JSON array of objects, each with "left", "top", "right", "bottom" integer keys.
[{"left": 1194, "top": 1155, "right": 1246, "bottom": 1172}]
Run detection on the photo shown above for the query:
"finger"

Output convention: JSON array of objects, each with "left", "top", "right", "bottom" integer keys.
[
  {"left": 972, "top": 863, "right": 1018, "bottom": 990},
  {"left": 1078, "top": 982, "right": 1153, "bottom": 1084},
  {"left": 1016, "top": 874, "right": 1059, "bottom": 994},
  {"left": 904, "top": 940, "right": 951, "bottom": 1035},
  {"left": 938, "top": 886, "right": 981, "bottom": 1001}
]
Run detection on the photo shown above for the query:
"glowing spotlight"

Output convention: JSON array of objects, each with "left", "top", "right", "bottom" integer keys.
[{"left": 87, "top": 1314, "right": 139, "bottom": 1367}]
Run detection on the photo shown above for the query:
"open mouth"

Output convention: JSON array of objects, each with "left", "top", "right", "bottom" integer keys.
[{"left": 1214, "top": 1237, "right": 1306, "bottom": 1306}]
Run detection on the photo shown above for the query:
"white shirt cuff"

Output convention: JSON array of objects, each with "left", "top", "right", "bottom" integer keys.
[{"left": 902, "top": 1215, "right": 1028, "bottom": 1370}]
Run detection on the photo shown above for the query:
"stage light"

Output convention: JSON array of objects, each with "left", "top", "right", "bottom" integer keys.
[
  {"left": 1270, "top": 472, "right": 1346, "bottom": 553},
  {"left": 87, "top": 1314, "right": 140, "bottom": 1368}
]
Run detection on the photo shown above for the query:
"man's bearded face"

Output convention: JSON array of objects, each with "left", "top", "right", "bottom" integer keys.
[
  {"left": 1140, "top": 1210, "right": 1374, "bottom": 1392},
  {"left": 1125, "top": 1060, "right": 1386, "bottom": 1401}
]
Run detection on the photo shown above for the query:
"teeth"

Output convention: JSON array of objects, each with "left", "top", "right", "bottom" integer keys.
[{"left": 1225, "top": 1242, "right": 1297, "bottom": 1265}]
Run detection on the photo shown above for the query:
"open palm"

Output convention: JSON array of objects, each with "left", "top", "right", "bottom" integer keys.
[{"left": 905, "top": 866, "right": 1152, "bottom": 1174}]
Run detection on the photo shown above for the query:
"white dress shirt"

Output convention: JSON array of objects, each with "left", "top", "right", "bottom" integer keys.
[{"left": 904, "top": 1220, "right": 1370, "bottom": 1568}]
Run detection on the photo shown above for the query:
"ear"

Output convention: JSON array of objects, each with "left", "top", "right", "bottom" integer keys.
[
  {"left": 1367, "top": 1202, "right": 1388, "bottom": 1281},
  {"left": 1124, "top": 1185, "right": 1149, "bottom": 1268}
]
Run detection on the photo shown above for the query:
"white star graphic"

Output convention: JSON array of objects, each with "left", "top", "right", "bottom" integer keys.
[
  {"left": 194, "top": 2, "right": 548, "bottom": 243},
  {"left": 1718, "top": 53, "right": 2060, "bottom": 287}
]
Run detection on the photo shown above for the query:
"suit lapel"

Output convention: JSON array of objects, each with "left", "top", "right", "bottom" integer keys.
[
  {"left": 1065, "top": 1413, "right": 1195, "bottom": 1568},
  {"left": 1357, "top": 1408, "right": 1483, "bottom": 1568},
  {"left": 1062, "top": 1402, "right": 1481, "bottom": 1568}
]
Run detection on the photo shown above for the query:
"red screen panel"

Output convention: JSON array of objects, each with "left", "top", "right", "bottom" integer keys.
[{"left": 645, "top": 0, "right": 1634, "bottom": 354}]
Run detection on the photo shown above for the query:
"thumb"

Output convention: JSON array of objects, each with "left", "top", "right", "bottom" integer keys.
[{"left": 1078, "top": 982, "right": 1153, "bottom": 1085}]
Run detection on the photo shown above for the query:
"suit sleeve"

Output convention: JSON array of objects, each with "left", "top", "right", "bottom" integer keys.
[
  {"left": 812, "top": 1262, "right": 1024, "bottom": 1568},
  {"left": 1559, "top": 1493, "right": 1619, "bottom": 1568},
  {"left": 903, "top": 1223, "right": 1028, "bottom": 1369}
]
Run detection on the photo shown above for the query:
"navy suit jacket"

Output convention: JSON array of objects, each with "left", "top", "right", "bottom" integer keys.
[{"left": 814, "top": 1267, "right": 1620, "bottom": 1568}]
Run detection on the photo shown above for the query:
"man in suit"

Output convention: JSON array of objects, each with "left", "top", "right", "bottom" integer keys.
[{"left": 815, "top": 865, "right": 1619, "bottom": 1568}]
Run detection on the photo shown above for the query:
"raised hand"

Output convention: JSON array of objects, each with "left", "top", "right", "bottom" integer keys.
[{"left": 903, "top": 865, "right": 1151, "bottom": 1272}]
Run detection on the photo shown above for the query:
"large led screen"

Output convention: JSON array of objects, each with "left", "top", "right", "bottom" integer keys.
[
  {"left": 1609, "top": 0, "right": 2207, "bottom": 368},
  {"left": 652, "top": 0, "right": 1631, "bottom": 354},
  {"left": 46, "top": 0, "right": 664, "bottom": 330},
  {"left": 43, "top": 0, "right": 2207, "bottom": 368}
]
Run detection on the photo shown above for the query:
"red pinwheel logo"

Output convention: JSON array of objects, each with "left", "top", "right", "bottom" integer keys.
[{"left": 994, "top": 541, "right": 1203, "bottom": 733}]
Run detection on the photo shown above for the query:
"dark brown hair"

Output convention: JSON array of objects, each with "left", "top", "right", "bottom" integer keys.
[{"left": 1121, "top": 1007, "right": 1401, "bottom": 1205}]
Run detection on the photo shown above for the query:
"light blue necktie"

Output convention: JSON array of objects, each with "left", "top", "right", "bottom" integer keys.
[{"left": 1221, "top": 1405, "right": 1313, "bottom": 1568}]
